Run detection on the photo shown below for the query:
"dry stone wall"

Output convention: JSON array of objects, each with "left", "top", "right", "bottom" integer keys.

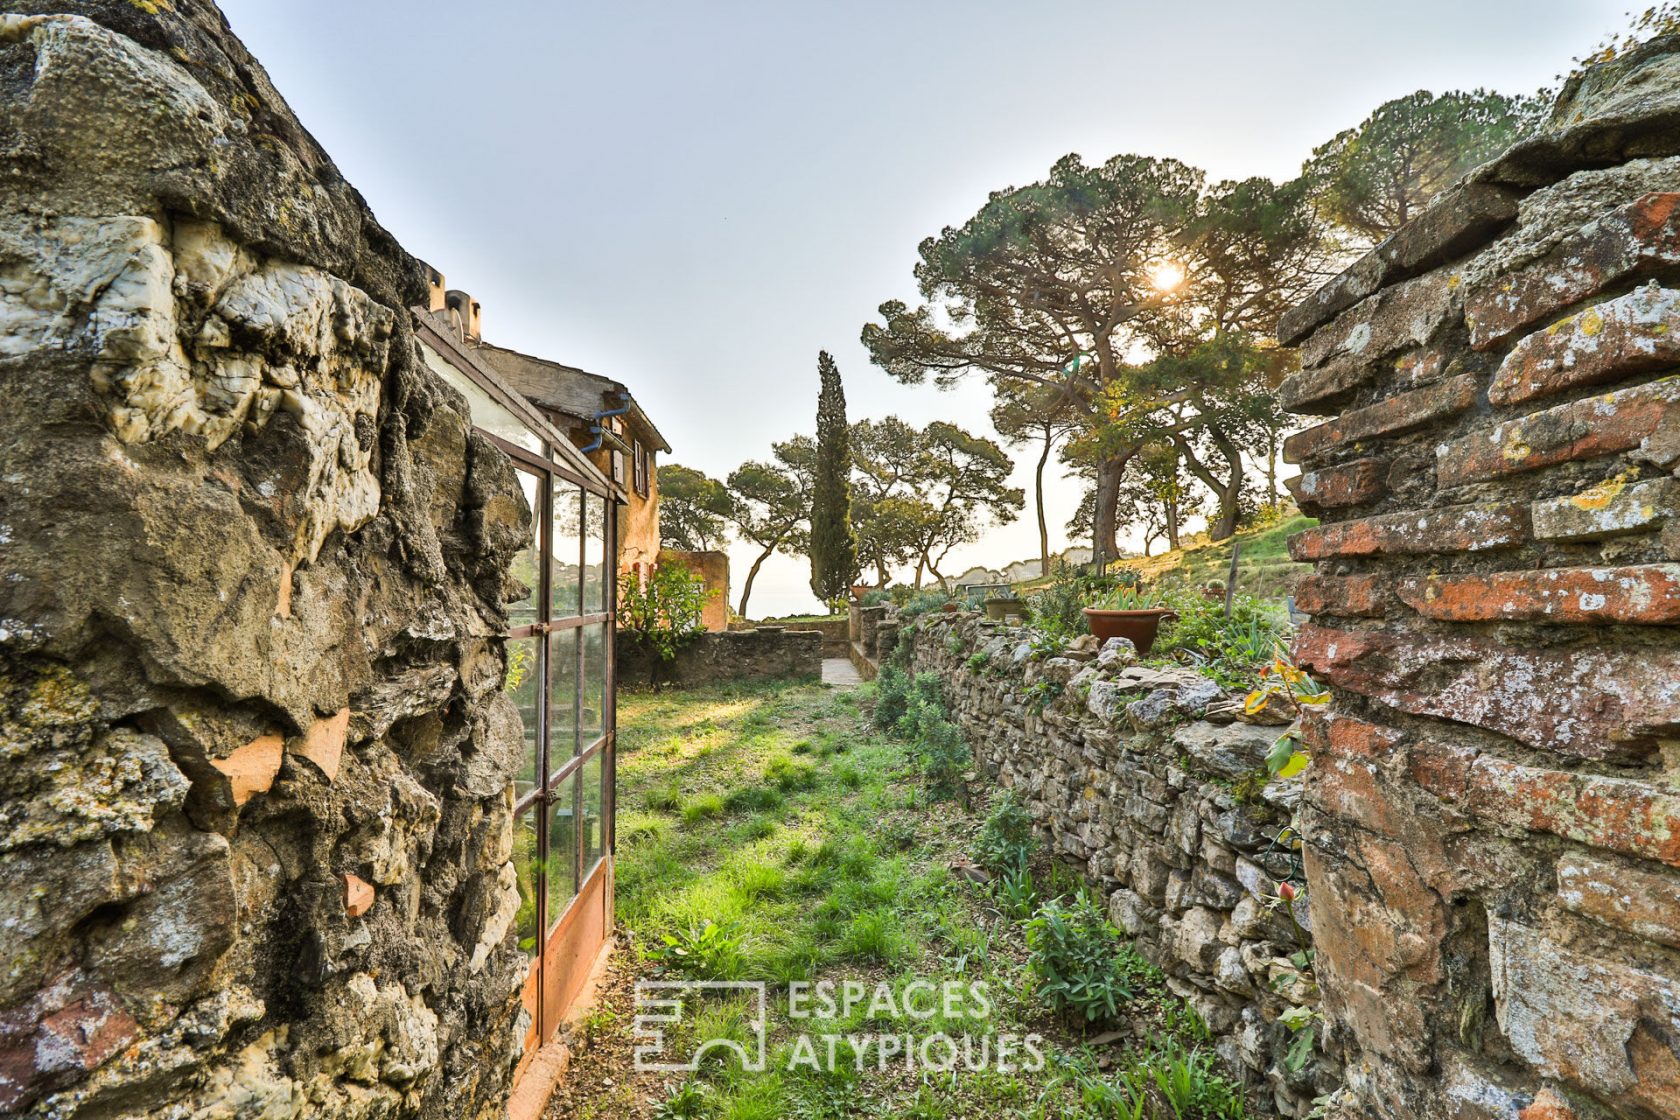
[
  {"left": 1279, "top": 36, "right": 1680, "bottom": 1120},
  {"left": 907, "top": 612, "right": 1335, "bottom": 1117},
  {"left": 0, "top": 4, "right": 530, "bottom": 1117},
  {"left": 619, "top": 628, "right": 823, "bottom": 689}
]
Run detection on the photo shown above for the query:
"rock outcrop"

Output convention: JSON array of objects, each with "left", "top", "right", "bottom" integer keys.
[
  {"left": 1281, "top": 34, "right": 1680, "bottom": 1120},
  {"left": 0, "top": 4, "right": 529, "bottom": 1116}
]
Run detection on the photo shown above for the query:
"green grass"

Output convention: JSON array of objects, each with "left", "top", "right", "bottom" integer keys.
[
  {"left": 597, "top": 678, "right": 1254, "bottom": 1118},
  {"left": 1119, "top": 511, "right": 1316, "bottom": 603}
]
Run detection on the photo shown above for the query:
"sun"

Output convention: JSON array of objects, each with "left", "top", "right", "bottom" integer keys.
[{"left": 1148, "top": 260, "right": 1186, "bottom": 292}]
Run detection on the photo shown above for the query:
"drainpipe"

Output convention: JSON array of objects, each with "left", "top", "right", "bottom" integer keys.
[{"left": 579, "top": 391, "right": 632, "bottom": 453}]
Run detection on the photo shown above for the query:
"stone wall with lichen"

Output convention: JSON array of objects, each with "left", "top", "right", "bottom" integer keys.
[
  {"left": 1278, "top": 35, "right": 1680, "bottom": 1120},
  {"left": 907, "top": 612, "right": 1334, "bottom": 1117},
  {"left": 0, "top": 4, "right": 531, "bottom": 1116}
]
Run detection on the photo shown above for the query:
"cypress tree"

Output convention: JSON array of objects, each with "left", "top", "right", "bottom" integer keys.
[{"left": 808, "top": 350, "right": 859, "bottom": 602}]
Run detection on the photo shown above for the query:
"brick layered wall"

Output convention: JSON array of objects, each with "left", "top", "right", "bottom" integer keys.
[{"left": 1279, "top": 35, "right": 1680, "bottom": 1120}]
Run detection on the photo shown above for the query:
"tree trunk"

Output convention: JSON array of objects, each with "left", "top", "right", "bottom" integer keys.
[
  {"left": 1165, "top": 494, "right": 1180, "bottom": 552},
  {"left": 1176, "top": 431, "right": 1243, "bottom": 542},
  {"left": 1090, "top": 450, "right": 1130, "bottom": 567},
  {"left": 737, "top": 545, "right": 773, "bottom": 618},
  {"left": 1265, "top": 429, "right": 1279, "bottom": 509},
  {"left": 1036, "top": 431, "right": 1052, "bottom": 576}
]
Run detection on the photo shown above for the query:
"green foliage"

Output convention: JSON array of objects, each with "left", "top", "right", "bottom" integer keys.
[
  {"left": 682, "top": 793, "right": 725, "bottom": 823},
  {"left": 653, "top": 1079, "right": 710, "bottom": 1120},
  {"left": 898, "top": 589, "right": 952, "bottom": 620},
  {"left": 1118, "top": 1037, "right": 1249, "bottom": 1120},
  {"left": 651, "top": 918, "right": 746, "bottom": 979},
  {"left": 659, "top": 464, "right": 733, "bottom": 551},
  {"left": 1279, "top": 1005, "right": 1322, "bottom": 1074},
  {"left": 620, "top": 563, "right": 713, "bottom": 663},
  {"left": 1030, "top": 560, "right": 1129, "bottom": 640},
  {"left": 809, "top": 351, "right": 859, "bottom": 603},
  {"left": 871, "top": 665, "right": 911, "bottom": 732},
  {"left": 1023, "top": 891, "right": 1134, "bottom": 1026},
  {"left": 1022, "top": 678, "right": 1063, "bottom": 713},
  {"left": 995, "top": 863, "right": 1038, "bottom": 921},
  {"left": 975, "top": 789, "right": 1037, "bottom": 874},
  {"left": 912, "top": 714, "right": 970, "bottom": 800},
  {"left": 1157, "top": 592, "right": 1289, "bottom": 687},
  {"left": 1303, "top": 89, "right": 1546, "bottom": 243}
]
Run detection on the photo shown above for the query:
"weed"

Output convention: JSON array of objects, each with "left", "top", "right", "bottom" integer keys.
[
  {"left": 653, "top": 1079, "right": 708, "bottom": 1120},
  {"left": 766, "top": 755, "right": 818, "bottom": 792},
  {"left": 995, "top": 863, "right": 1038, "bottom": 920},
  {"left": 646, "top": 785, "right": 684, "bottom": 813},
  {"left": 838, "top": 908, "right": 907, "bottom": 963},
  {"left": 1024, "top": 891, "right": 1133, "bottom": 1026},
  {"left": 975, "top": 789, "right": 1038, "bottom": 874},
  {"left": 651, "top": 918, "right": 745, "bottom": 980}
]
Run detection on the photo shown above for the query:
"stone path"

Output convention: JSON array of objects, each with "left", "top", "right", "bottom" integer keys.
[{"left": 821, "top": 657, "right": 862, "bottom": 687}]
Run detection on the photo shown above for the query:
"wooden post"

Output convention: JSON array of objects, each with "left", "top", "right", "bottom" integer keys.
[{"left": 1224, "top": 542, "right": 1240, "bottom": 618}]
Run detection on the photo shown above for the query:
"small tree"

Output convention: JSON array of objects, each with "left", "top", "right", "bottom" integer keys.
[
  {"left": 808, "top": 351, "right": 859, "bottom": 602},
  {"left": 619, "top": 563, "right": 713, "bottom": 687}
]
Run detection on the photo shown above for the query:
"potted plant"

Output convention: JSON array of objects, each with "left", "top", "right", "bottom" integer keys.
[
  {"left": 1202, "top": 579, "right": 1226, "bottom": 603},
  {"left": 983, "top": 589, "right": 1030, "bottom": 622},
  {"left": 851, "top": 582, "right": 874, "bottom": 601},
  {"left": 1082, "top": 585, "right": 1176, "bottom": 655}
]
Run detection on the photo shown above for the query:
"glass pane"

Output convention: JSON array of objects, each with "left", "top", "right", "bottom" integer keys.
[
  {"left": 505, "top": 636, "right": 541, "bottom": 801},
  {"left": 581, "top": 623, "right": 608, "bottom": 749},
  {"left": 551, "top": 485, "right": 583, "bottom": 618},
  {"left": 584, "top": 493, "right": 608, "bottom": 614},
  {"left": 581, "top": 751, "right": 605, "bottom": 878},
  {"left": 546, "top": 776, "right": 579, "bottom": 930},
  {"left": 514, "top": 807, "right": 541, "bottom": 957},
  {"left": 421, "top": 344, "right": 543, "bottom": 454},
  {"left": 507, "top": 471, "right": 541, "bottom": 628},
  {"left": 548, "top": 627, "right": 579, "bottom": 762}
]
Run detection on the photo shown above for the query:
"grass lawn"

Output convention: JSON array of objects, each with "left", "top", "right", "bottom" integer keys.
[
  {"left": 546, "top": 678, "right": 1254, "bottom": 1120},
  {"left": 1118, "top": 514, "right": 1316, "bottom": 604}
]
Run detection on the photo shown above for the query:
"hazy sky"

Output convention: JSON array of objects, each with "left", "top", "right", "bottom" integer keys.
[{"left": 221, "top": 0, "right": 1624, "bottom": 617}]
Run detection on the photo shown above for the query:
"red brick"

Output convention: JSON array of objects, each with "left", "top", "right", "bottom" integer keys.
[
  {"left": 1396, "top": 564, "right": 1680, "bottom": 624},
  {"left": 1436, "top": 375, "right": 1680, "bottom": 487},
  {"left": 1519, "top": 1088, "right": 1578, "bottom": 1120},
  {"left": 1284, "top": 374, "right": 1478, "bottom": 465},
  {"left": 1288, "top": 502, "right": 1529, "bottom": 561},
  {"left": 1466, "top": 192, "right": 1680, "bottom": 349},
  {"left": 1532, "top": 477, "right": 1680, "bottom": 541},
  {"left": 1294, "top": 624, "right": 1680, "bottom": 762},
  {"left": 1491, "top": 283, "right": 1680, "bottom": 406},
  {"left": 343, "top": 873, "right": 375, "bottom": 918},
  {"left": 1286, "top": 457, "right": 1387, "bottom": 514},
  {"left": 1557, "top": 852, "right": 1680, "bottom": 949},
  {"left": 1295, "top": 573, "right": 1390, "bottom": 617},
  {"left": 1413, "top": 742, "right": 1680, "bottom": 867}
]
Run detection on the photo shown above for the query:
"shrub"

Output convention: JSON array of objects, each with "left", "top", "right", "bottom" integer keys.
[
  {"left": 1028, "top": 560, "right": 1133, "bottom": 640},
  {"left": 872, "top": 665, "right": 910, "bottom": 732},
  {"left": 914, "top": 716, "right": 970, "bottom": 801},
  {"left": 646, "top": 784, "right": 684, "bottom": 813},
  {"left": 1023, "top": 891, "right": 1133, "bottom": 1025},
  {"left": 974, "top": 789, "right": 1038, "bottom": 874},
  {"left": 619, "top": 563, "right": 713, "bottom": 663}
]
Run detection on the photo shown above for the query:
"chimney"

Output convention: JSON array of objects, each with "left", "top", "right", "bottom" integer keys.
[
  {"left": 422, "top": 263, "right": 447, "bottom": 312},
  {"left": 444, "top": 289, "right": 481, "bottom": 343}
]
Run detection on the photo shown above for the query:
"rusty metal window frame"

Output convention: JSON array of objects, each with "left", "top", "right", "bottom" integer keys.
[{"left": 430, "top": 346, "right": 618, "bottom": 1019}]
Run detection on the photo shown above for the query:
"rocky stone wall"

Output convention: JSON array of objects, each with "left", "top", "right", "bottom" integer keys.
[
  {"left": 618, "top": 628, "right": 823, "bottom": 689},
  {"left": 907, "top": 613, "right": 1334, "bottom": 1117},
  {"left": 0, "top": 4, "right": 530, "bottom": 1117},
  {"left": 1278, "top": 36, "right": 1680, "bottom": 1120}
]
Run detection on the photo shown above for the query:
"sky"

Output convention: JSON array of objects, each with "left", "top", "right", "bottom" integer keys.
[{"left": 220, "top": 0, "right": 1625, "bottom": 617}]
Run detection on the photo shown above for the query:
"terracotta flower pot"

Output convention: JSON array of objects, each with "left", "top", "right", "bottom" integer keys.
[
  {"left": 941, "top": 601, "right": 960, "bottom": 613},
  {"left": 1082, "top": 607, "right": 1177, "bottom": 655},
  {"left": 851, "top": 584, "right": 873, "bottom": 600},
  {"left": 984, "top": 598, "right": 1029, "bottom": 621}
]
